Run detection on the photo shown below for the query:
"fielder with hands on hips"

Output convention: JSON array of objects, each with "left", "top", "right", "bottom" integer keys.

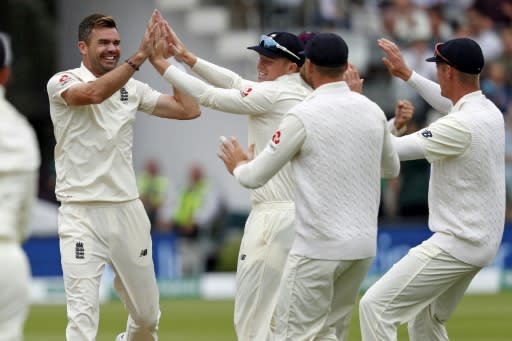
[
  {"left": 46, "top": 10, "right": 200, "bottom": 341},
  {"left": 359, "top": 37, "right": 505, "bottom": 340},
  {"left": 0, "top": 32, "right": 40, "bottom": 341},
  {"left": 219, "top": 33, "right": 400, "bottom": 341},
  {"left": 151, "top": 14, "right": 311, "bottom": 340}
]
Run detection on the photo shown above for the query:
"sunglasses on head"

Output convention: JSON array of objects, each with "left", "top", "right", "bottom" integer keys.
[
  {"left": 434, "top": 43, "right": 454, "bottom": 67},
  {"left": 259, "top": 35, "right": 300, "bottom": 61}
]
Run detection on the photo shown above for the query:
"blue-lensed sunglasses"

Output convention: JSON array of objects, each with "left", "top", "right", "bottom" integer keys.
[{"left": 259, "top": 35, "right": 300, "bottom": 61}]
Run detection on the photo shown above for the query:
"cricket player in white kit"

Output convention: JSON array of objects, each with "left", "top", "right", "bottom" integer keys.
[
  {"left": 46, "top": 12, "right": 200, "bottom": 341},
  {"left": 0, "top": 32, "right": 40, "bottom": 341},
  {"left": 359, "top": 38, "right": 505, "bottom": 341},
  {"left": 151, "top": 20, "right": 309, "bottom": 340},
  {"left": 218, "top": 33, "right": 400, "bottom": 341},
  {"left": 152, "top": 20, "right": 413, "bottom": 340}
]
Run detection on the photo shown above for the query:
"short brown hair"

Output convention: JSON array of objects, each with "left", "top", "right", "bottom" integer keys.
[
  {"left": 78, "top": 14, "right": 117, "bottom": 43},
  {"left": 314, "top": 64, "right": 347, "bottom": 78}
]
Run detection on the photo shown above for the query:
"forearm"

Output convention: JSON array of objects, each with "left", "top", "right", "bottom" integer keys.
[
  {"left": 65, "top": 52, "right": 146, "bottom": 106},
  {"left": 391, "top": 134, "right": 426, "bottom": 161},
  {"left": 192, "top": 58, "right": 249, "bottom": 89},
  {"left": 94, "top": 51, "right": 146, "bottom": 98},
  {"left": 162, "top": 64, "right": 209, "bottom": 101},
  {"left": 234, "top": 115, "right": 305, "bottom": 188},
  {"left": 407, "top": 71, "right": 453, "bottom": 114}
]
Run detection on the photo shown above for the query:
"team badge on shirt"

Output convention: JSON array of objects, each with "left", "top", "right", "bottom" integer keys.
[
  {"left": 58, "top": 74, "right": 73, "bottom": 88},
  {"left": 421, "top": 129, "right": 433, "bottom": 138},
  {"left": 241, "top": 87, "right": 253, "bottom": 97},
  {"left": 268, "top": 130, "right": 282, "bottom": 151},
  {"left": 120, "top": 87, "right": 129, "bottom": 102},
  {"left": 272, "top": 130, "right": 281, "bottom": 144}
]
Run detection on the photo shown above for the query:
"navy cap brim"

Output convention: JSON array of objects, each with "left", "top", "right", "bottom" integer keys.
[
  {"left": 425, "top": 56, "right": 438, "bottom": 62},
  {"left": 247, "top": 45, "right": 283, "bottom": 59}
]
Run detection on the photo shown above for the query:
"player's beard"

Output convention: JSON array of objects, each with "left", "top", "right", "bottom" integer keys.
[{"left": 92, "top": 53, "right": 119, "bottom": 76}]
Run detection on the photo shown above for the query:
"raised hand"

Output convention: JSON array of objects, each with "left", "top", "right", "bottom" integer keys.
[
  {"left": 160, "top": 17, "right": 197, "bottom": 66},
  {"left": 394, "top": 99, "right": 414, "bottom": 131},
  {"left": 343, "top": 63, "right": 364, "bottom": 93},
  {"left": 217, "top": 136, "right": 254, "bottom": 174},
  {"left": 138, "top": 10, "right": 159, "bottom": 60},
  {"left": 377, "top": 38, "right": 413, "bottom": 81}
]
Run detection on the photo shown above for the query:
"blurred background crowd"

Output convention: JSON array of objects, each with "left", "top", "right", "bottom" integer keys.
[{"left": 3, "top": 0, "right": 512, "bottom": 277}]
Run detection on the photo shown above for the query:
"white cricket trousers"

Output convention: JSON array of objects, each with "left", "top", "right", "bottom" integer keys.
[
  {"left": 359, "top": 241, "right": 480, "bottom": 341},
  {"left": 0, "top": 243, "right": 30, "bottom": 341},
  {"left": 0, "top": 170, "right": 37, "bottom": 340},
  {"left": 234, "top": 202, "right": 295, "bottom": 341},
  {"left": 59, "top": 199, "right": 160, "bottom": 341},
  {"left": 269, "top": 254, "right": 373, "bottom": 341}
]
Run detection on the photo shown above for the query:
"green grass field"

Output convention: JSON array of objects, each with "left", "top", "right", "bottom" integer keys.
[{"left": 25, "top": 292, "right": 512, "bottom": 340}]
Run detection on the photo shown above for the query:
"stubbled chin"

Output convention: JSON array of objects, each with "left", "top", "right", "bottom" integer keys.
[{"left": 103, "top": 61, "right": 118, "bottom": 70}]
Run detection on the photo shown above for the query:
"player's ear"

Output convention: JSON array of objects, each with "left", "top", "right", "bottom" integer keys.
[{"left": 78, "top": 41, "right": 87, "bottom": 56}]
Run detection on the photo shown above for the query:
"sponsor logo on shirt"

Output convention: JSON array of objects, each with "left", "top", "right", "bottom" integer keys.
[
  {"left": 139, "top": 249, "right": 148, "bottom": 257},
  {"left": 421, "top": 129, "right": 433, "bottom": 138},
  {"left": 120, "top": 87, "right": 129, "bottom": 102},
  {"left": 268, "top": 130, "right": 282, "bottom": 151},
  {"left": 272, "top": 130, "right": 281, "bottom": 144},
  {"left": 241, "top": 87, "right": 253, "bottom": 97},
  {"left": 58, "top": 74, "right": 73, "bottom": 88}
]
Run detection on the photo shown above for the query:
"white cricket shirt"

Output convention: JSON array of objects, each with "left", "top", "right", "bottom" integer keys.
[
  {"left": 164, "top": 59, "right": 310, "bottom": 203},
  {"left": 47, "top": 63, "right": 161, "bottom": 203},
  {"left": 397, "top": 71, "right": 505, "bottom": 266},
  {"left": 0, "top": 85, "right": 40, "bottom": 241},
  {"left": 0, "top": 86, "right": 40, "bottom": 172},
  {"left": 235, "top": 82, "right": 400, "bottom": 260}
]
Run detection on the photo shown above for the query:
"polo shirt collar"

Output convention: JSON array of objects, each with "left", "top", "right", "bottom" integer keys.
[{"left": 80, "top": 62, "right": 99, "bottom": 82}]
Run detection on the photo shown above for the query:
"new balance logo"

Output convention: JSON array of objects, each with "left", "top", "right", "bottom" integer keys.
[
  {"left": 75, "top": 242, "right": 85, "bottom": 259},
  {"left": 139, "top": 249, "right": 148, "bottom": 257},
  {"left": 421, "top": 129, "right": 433, "bottom": 138},
  {"left": 240, "top": 254, "right": 246, "bottom": 261}
]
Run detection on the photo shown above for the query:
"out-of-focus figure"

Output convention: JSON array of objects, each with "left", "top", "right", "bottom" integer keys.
[
  {"left": 137, "top": 158, "right": 170, "bottom": 229},
  {"left": 0, "top": 32, "right": 41, "bottom": 341}
]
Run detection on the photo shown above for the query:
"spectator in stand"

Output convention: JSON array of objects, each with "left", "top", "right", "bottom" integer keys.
[
  {"left": 382, "top": 0, "right": 432, "bottom": 45},
  {"left": 137, "top": 158, "right": 170, "bottom": 229},
  {"left": 465, "top": 4, "right": 503, "bottom": 61},
  {"left": 481, "top": 60, "right": 512, "bottom": 113},
  {"left": 169, "top": 164, "right": 225, "bottom": 276},
  {"left": 426, "top": 4, "right": 453, "bottom": 44}
]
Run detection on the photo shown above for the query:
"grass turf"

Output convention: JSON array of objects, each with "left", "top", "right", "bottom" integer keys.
[{"left": 25, "top": 292, "right": 512, "bottom": 340}]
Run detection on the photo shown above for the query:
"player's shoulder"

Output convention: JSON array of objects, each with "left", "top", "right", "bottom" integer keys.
[{"left": 47, "top": 67, "right": 82, "bottom": 88}]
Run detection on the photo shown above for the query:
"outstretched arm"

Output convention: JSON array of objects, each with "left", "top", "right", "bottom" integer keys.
[
  {"left": 378, "top": 38, "right": 452, "bottom": 113},
  {"left": 218, "top": 115, "right": 305, "bottom": 188}
]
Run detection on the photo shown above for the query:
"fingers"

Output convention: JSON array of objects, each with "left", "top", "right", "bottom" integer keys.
[
  {"left": 218, "top": 135, "right": 236, "bottom": 158},
  {"left": 247, "top": 144, "right": 255, "bottom": 160},
  {"left": 343, "top": 63, "right": 364, "bottom": 93}
]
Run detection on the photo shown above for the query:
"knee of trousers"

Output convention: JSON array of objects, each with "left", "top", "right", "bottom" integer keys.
[
  {"left": 130, "top": 308, "right": 160, "bottom": 331},
  {"left": 359, "top": 291, "right": 378, "bottom": 317}
]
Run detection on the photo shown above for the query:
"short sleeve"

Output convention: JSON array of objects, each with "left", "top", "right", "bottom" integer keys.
[
  {"left": 46, "top": 72, "right": 81, "bottom": 105},
  {"left": 415, "top": 115, "right": 471, "bottom": 163},
  {"left": 134, "top": 80, "right": 161, "bottom": 114}
]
